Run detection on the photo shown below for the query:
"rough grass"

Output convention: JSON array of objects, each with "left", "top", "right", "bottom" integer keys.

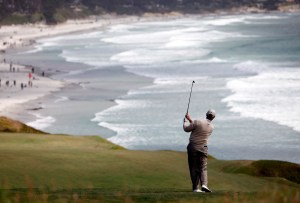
[
  {"left": 222, "top": 160, "right": 300, "bottom": 184},
  {"left": 0, "top": 133, "right": 299, "bottom": 203},
  {"left": 0, "top": 117, "right": 45, "bottom": 134}
]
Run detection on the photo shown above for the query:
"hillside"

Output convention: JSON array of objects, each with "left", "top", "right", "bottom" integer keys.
[
  {"left": 0, "top": 132, "right": 299, "bottom": 203},
  {"left": 0, "top": 0, "right": 299, "bottom": 24},
  {"left": 0, "top": 116, "right": 46, "bottom": 134}
]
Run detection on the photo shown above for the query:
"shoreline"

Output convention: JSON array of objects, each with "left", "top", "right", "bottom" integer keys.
[
  {"left": 2, "top": 9, "right": 299, "bottom": 52},
  {"left": 0, "top": 61, "right": 64, "bottom": 119},
  {"left": 0, "top": 11, "right": 297, "bottom": 129},
  {"left": 0, "top": 13, "right": 186, "bottom": 52},
  {"left": 1, "top": 12, "right": 300, "bottom": 164},
  {"left": 0, "top": 14, "right": 159, "bottom": 134}
]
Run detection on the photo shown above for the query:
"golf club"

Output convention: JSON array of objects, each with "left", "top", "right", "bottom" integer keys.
[{"left": 184, "top": 80, "right": 195, "bottom": 122}]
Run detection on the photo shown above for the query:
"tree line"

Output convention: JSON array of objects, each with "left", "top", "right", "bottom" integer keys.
[{"left": 0, "top": 0, "right": 299, "bottom": 24}]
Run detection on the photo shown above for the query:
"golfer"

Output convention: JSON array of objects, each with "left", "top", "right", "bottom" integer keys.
[{"left": 183, "top": 109, "right": 216, "bottom": 193}]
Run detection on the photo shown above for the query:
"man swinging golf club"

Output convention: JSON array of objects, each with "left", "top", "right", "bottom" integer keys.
[{"left": 183, "top": 81, "right": 216, "bottom": 193}]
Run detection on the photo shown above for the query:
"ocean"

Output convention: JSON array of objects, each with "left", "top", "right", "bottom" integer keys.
[{"left": 9, "top": 12, "right": 300, "bottom": 163}]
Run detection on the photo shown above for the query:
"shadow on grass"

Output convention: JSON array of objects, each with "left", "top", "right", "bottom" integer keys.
[{"left": 222, "top": 160, "right": 300, "bottom": 184}]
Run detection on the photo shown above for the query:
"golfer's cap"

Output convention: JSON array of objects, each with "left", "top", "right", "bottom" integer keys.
[{"left": 206, "top": 109, "right": 216, "bottom": 117}]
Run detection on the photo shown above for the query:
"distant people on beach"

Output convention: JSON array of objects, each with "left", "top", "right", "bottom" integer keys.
[
  {"left": 28, "top": 80, "right": 33, "bottom": 87},
  {"left": 0, "top": 63, "right": 45, "bottom": 91}
]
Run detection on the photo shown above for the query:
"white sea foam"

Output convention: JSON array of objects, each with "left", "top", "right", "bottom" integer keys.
[
  {"left": 181, "top": 57, "right": 227, "bottom": 64},
  {"left": 60, "top": 50, "right": 116, "bottom": 68},
  {"left": 203, "top": 14, "right": 287, "bottom": 26},
  {"left": 102, "top": 121, "right": 184, "bottom": 149},
  {"left": 223, "top": 64, "right": 300, "bottom": 132},
  {"left": 245, "top": 15, "right": 288, "bottom": 20},
  {"left": 204, "top": 16, "right": 246, "bottom": 26},
  {"left": 29, "top": 31, "right": 102, "bottom": 55},
  {"left": 102, "top": 32, "right": 167, "bottom": 45},
  {"left": 164, "top": 30, "right": 233, "bottom": 48},
  {"left": 110, "top": 48, "right": 211, "bottom": 65},
  {"left": 39, "top": 31, "right": 101, "bottom": 43},
  {"left": 91, "top": 98, "right": 155, "bottom": 149},
  {"left": 92, "top": 99, "right": 151, "bottom": 122},
  {"left": 26, "top": 113, "right": 56, "bottom": 130},
  {"left": 107, "top": 130, "right": 150, "bottom": 149},
  {"left": 104, "top": 122, "right": 188, "bottom": 149},
  {"left": 233, "top": 61, "right": 268, "bottom": 73},
  {"left": 107, "top": 27, "right": 246, "bottom": 66},
  {"left": 206, "top": 57, "right": 227, "bottom": 63},
  {"left": 154, "top": 77, "right": 209, "bottom": 85},
  {"left": 127, "top": 76, "right": 211, "bottom": 95},
  {"left": 103, "top": 26, "right": 209, "bottom": 45},
  {"left": 19, "top": 41, "right": 59, "bottom": 54},
  {"left": 54, "top": 96, "right": 69, "bottom": 103},
  {"left": 108, "top": 24, "right": 138, "bottom": 33}
]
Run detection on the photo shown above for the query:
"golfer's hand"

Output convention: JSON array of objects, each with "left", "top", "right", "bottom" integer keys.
[{"left": 185, "top": 114, "right": 192, "bottom": 123}]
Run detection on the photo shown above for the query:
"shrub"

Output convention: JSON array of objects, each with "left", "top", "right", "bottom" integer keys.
[
  {"left": 0, "top": 13, "right": 29, "bottom": 25},
  {"left": 30, "top": 12, "right": 45, "bottom": 23}
]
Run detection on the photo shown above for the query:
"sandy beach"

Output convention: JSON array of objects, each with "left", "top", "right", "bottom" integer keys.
[
  {"left": 0, "top": 15, "right": 141, "bottom": 51},
  {"left": 0, "top": 60, "right": 63, "bottom": 116},
  {"left": 0, "top": 13, "right": 183, "bottom": 51}
]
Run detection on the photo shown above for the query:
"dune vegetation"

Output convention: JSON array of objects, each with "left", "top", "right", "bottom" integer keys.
[{"left": 0, "top": 116, "right": 45, "bottom": 134}]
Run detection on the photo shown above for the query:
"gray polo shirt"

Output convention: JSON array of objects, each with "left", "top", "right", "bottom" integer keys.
[{"left": 183, "top": 119, "right": 214, "bottom": 152}]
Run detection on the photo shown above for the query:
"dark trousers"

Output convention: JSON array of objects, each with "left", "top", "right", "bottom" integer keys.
[{"left": 187, "top": 148, "right": 208, "bottom": 190}]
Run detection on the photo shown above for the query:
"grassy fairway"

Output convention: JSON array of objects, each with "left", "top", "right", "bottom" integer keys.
[{"left": 0, "top": 133, "right": 299, "bottom": 203}]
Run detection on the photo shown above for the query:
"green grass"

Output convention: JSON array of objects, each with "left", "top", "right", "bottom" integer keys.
[
  {"left": 0, "top": 133, "right": 299, "bottom": 203},
  {"left": 222, "top": 160, "right": 300, "bottom": 184}
]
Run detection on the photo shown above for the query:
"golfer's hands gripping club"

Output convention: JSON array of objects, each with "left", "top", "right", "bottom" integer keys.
[{"left": 184, "top": 113, "right": 192, "bottom": 123}]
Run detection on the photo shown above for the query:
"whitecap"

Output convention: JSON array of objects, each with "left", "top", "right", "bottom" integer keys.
[
  {"left": 223, "top": 64, "right": 300, "bottom": 132},
  {"left": 54, "top": 96, "right": 69, "bottom": 103},
  {"left": 26, "top": 113, "right": 56, "bottom": 130}
]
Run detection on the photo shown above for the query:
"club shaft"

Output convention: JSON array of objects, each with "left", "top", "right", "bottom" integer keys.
[{"left": 186, "top": 82, "right": 194, "bottom": 114}]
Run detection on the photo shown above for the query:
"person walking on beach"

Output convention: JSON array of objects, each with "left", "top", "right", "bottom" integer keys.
[{"left": 183, "top": 109, "right": 216, "bottom": 193}]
